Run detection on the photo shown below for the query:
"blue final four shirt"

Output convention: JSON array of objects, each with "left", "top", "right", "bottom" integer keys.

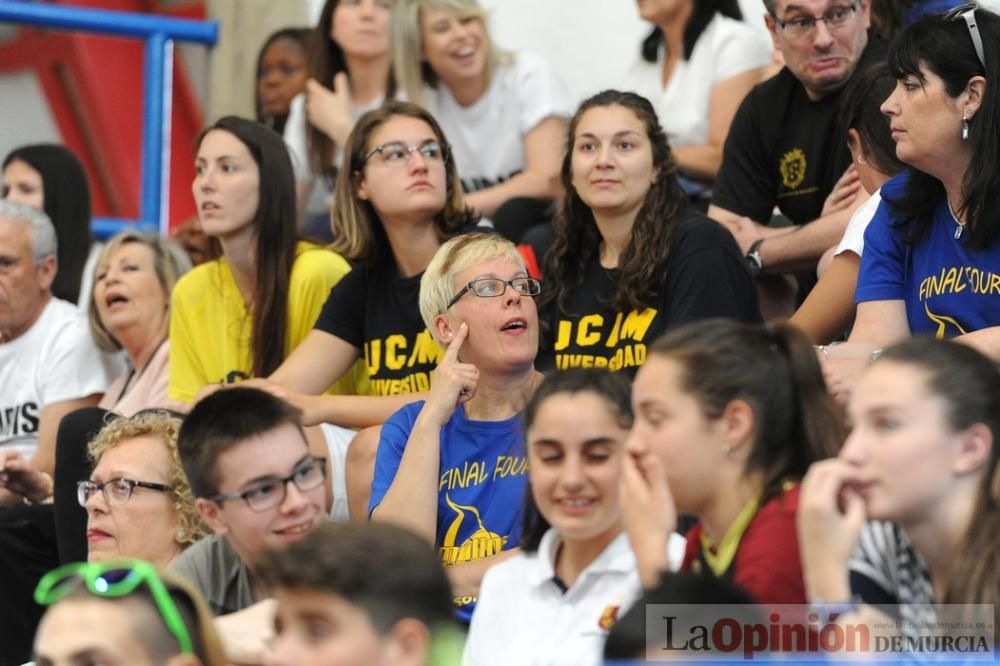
[
  {"left": 369, "top": 401, "right": 528, "bottom": 622},
  {"left": 856, "top": 172, "right": 1000, "bottom": 337}
]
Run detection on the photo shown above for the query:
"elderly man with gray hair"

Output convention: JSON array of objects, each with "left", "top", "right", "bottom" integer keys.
[{"left": 0, "top": 200, "right": 123, "bottom": 505}]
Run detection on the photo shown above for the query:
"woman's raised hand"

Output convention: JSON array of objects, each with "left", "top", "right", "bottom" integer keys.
[
  {"left": 420, "top": 323, "right": 479, "bottom": 429},
  {"left": 621, "top": 448, "right": 677, "bottom": 588}
]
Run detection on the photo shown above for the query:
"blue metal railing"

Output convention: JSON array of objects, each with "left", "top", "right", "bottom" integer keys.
[{"left": 0, "top": 1, "right": 218, "bottom": 238}]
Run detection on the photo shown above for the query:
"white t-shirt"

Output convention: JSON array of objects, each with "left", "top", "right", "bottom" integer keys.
[
  {"left": 0, "top": 298, "right": 125, "bottom": 459},
  {"left": 462, "top": 529, "right": 686, "bottom": 666},
  {"left": 621, "top": 15, "right": 772, "bottom": 150},
  {"left": 835, "top": 188, "right": 883, "bottom": 257},
  {"left": 284, "top": 92, "right": 385, "bottom": 217},
  {"left": 423, "top": 50, "right": 572, "bottom": 194}
]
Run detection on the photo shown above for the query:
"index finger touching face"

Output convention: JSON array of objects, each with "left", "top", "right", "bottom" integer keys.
[{"left": 443, "top": 321, "right": 468, "bottom": 362}]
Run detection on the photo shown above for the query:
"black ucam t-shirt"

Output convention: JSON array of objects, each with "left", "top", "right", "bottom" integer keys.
[
  {"left": 314, "top": 260, "right": 441, "bottom": 396},
  {"left": 536, "top": 211, "right": 761, "bottom": 376},
  {"left": 711, "top": 35, "right": 887, "bottom": 226}
]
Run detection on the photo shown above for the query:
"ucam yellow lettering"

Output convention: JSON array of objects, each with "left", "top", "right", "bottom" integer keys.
[
  {"left": 618, "top": 308, "right": 657, "bottom": 342},
  {"left": 365, "top": 339, "right": 382, "bottom": 375},
  {"left": 554, "top": 320, "right": 573, "bottom": 352},
  {"left": 384, "top": 335, "right": 408, "bottom": 370},
  {"left": 405, "top": 329, "right": 442, "bottom": 368},
  {"left": 576, "top": 314, "right": 604, "bottom": 347}
]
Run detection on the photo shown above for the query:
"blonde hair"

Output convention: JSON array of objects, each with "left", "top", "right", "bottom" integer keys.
[
  {"left": 330, "top": 101, "right": 474, "bottom": 264},
  {"left": 418, "top": 232, "right": 526, "bottom": 342},
  {"left": 88, "top": 230, "right": 191, "bottom": 352},
  {"left": 87, "top": 411, "right": 208, "bottom": 546},
  {"left": 391, "top": 0, "right": 510, "bottom": 108}
]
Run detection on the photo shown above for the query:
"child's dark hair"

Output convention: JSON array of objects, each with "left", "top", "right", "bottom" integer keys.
[
  {"left": 256, "top": 522, "right": 455, "bottom": 634},
  {"left": 177, "top": 387, "right": 305, "bottom": 498}
]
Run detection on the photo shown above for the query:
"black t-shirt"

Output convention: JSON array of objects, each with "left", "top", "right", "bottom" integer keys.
[
  {"left": 711, "top": 35, "right": 887, "bottom": 225},
  {"left": 536, "top": 211, "right": 761, "bottom": 376},
  {"left": 314, "top": 259, "right": 441, "bottom": 396}
]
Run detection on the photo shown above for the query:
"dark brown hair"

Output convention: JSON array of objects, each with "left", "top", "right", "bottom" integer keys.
[
  {"left": 885, "top": 8, "right": 1000, "bottom": 250},
  {"left": 650, "top": 319, "right": 845, "bottom": 501},
  {"left": 540, "top": 89, "right": 688, "bottom": 315},
  {"left": 196, "top": 117, "right": 297, "bottom": 379},
  {"left": 177, "top": 387, "right": 305, "bottom": 499},
  {"left": 306, "top": 0, "right": 396, "bottom": 183},
  {"left": 257, "top": 522, "right": 454, "bottom": 634},
  {"left": 876, "top": 338, "right": 1000, "bottom": 622}
]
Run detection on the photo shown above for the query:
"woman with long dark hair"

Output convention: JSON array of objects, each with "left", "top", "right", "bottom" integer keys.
[
  {"left": 284, "top": 0, "right": 395, "bottom": 231},
  {"left": 622, "top": 319, "right": 845, "bottom": 603},
  {"left": 827, "top": 7, "right": 1000, "bottom": 399},
  {"left": 169, "top": 117, "right": 359, "bottom": 405},
  {"left": 2, "top": 144, "right": 93, "bottom": 304},
  {"left": 800, "top": 338, "right": 1000, "bottom": 641},
  {"left": 536, "top": 90, "right": 759, "bottom": 376}
]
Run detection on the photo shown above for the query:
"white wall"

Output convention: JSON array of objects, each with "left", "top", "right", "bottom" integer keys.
[
  {"left": 481, "top": 0, "right": 771, "bottom": 105},
  {"left": 0, "top": 70, "right": 61, "bottom": 162}
]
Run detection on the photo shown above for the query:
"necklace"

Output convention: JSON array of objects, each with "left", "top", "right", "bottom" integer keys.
[{"left": 948, "top": 200, "right": 966, "bottom": 240}]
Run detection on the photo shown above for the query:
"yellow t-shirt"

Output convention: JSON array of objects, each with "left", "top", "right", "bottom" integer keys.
[{"left": 168, "top": 241, "right": 368, "bottom": 404}]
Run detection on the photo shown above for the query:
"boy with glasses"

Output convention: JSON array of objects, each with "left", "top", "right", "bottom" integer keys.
[{"left": 174, "top": 387, "right": 329, "bottom": 660}]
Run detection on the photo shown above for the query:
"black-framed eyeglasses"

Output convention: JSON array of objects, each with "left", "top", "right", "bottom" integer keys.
[
  {"left": 77, "top": 478, "right": 173, "bottom": 508},
  {"left": 363, "top": 140, "right": 448, "bottom": 167},
  {"left": 446, "top": 277, "right": 542, "bottom": 309},
  {"left": 945, "top": 4, "right": 986, "bottom": 70},
  {"left": 211, "top": 457, "right": 327, "bottom": 512},
  {"left": 772, "top": 1, "right": 859, "bottom": 37}
]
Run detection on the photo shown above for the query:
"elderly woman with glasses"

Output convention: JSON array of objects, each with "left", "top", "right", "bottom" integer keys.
[
  {"left": 80, "top": 410, "right": 207, "bottom": 568},
  {"left": 33, "top": 560, "right": 226, "bottom": 666},
  {"left": 823, "top": 6, "right": 1000, "bottom": 402},
  {"left": 369, "top": 232, "right": 542, "bottom": 623}
]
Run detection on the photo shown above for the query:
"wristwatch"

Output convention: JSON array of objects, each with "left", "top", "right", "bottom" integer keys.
[{"left": 745, "top": 239, "right": 765, "bottom": 277}]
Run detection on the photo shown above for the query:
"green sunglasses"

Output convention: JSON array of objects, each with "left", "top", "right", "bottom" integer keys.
[{"left": 34, "top": 560, "right": 194, "bottom": 655}]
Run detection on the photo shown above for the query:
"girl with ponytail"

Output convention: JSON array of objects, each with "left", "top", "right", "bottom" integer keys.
[
  {"left": 799, "top": 337, "right": 1000, "bottom": 640},
  {"left": 622, "top": 318, "right": 844, "bottom": 603}
]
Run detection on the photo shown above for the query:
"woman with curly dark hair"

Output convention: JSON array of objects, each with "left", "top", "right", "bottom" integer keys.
[{"left": 535, "top": 90, "right": 759, "bottom": 376}]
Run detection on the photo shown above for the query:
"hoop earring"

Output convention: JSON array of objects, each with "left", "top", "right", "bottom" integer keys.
[
  {"left": 962, "top": 114, "right": 970, "bottom": 141},
  {"left": 857, "top": 155, "right": 867, "bottom": 165}
]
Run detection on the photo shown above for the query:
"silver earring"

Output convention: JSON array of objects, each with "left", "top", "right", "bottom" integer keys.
[
  {"left": 175, "top": 528, "right": 187, "bottom": 541},
  {"left": 962, "top": 115, "right": 970, "bottom": 141},
  {"left": 721, "top": 443, "right": 733, "bottom": 457}
]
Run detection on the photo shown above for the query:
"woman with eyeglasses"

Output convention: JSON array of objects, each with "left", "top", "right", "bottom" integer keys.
[
  {"left": 266, "top": 101, "right": 477, "bottom": 517},
  {"left": 0, "top": 411, "right": 207, "bottom": 666},
  {"left": 623, "top": 0, "right": 771, "bottom": 187},
  {"left": 391, "top": 0, "right": 570, "bottom": 242},
  {"left": 370, "top": 232, "right": 542, "bottom": 623},
  {"left": 825, "top": 7, "right": 1000, "bottom": 401},
  {"left": 535, "top": 90, "right": 759, "bottom": 377},
  {"left": 79, "top": 410, "right": 207, "bottom": 568},
  {"left": 33, "top": 560, "right": 226, "bottom": 666}
]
